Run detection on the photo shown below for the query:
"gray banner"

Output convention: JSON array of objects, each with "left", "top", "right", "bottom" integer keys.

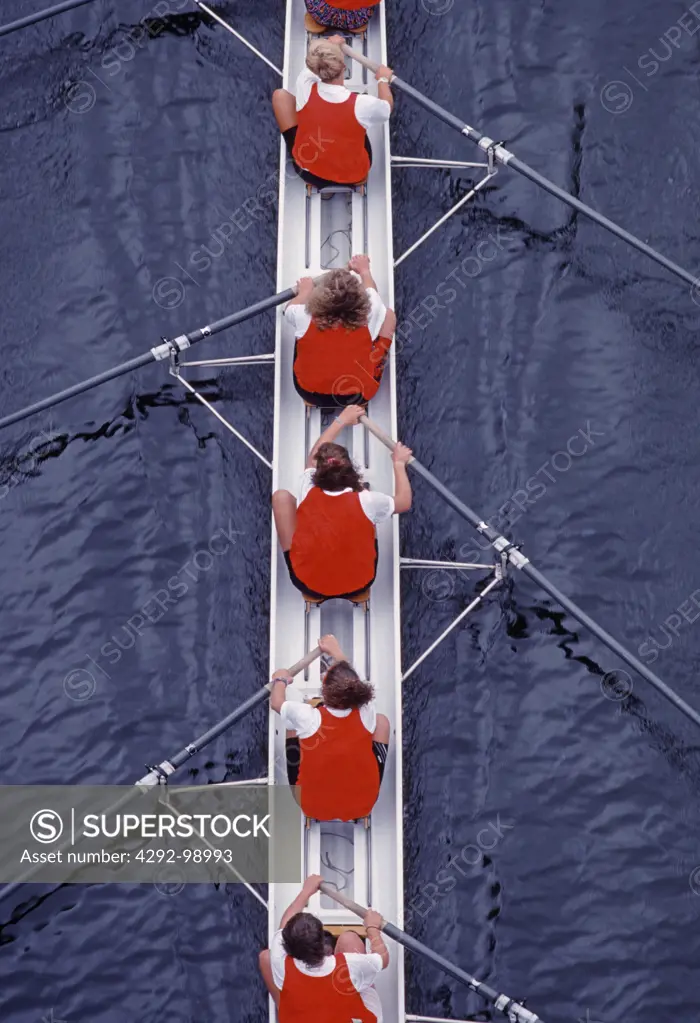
[{"left": 2, "top": 784, "right": 300, "bottom": 884}]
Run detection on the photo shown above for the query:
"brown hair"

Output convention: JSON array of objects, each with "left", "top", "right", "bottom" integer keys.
[
  {"left": 306, "top": 41, "right": 346, "bottom": 83},
  {"left": 323, "top": 661, "right": 375, "bottom": 710},
  {"left": 313, "top": 442, "right": 363, "bottom": 493},
  {"left": 307, "top": 270, "right": 371, "bottom": 331},
  {"left": 282, "top": 912, "right": 326, "bottom": 967}
]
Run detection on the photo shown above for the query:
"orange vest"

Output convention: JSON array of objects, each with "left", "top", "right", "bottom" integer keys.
[
  {"left": 294, "top": 319, "right": 388, "bottom": 401},
  {"left": 289, "top": 487, "right": 377, "bottom": 597},
  {"left": 298, "top": 706, "right": 380, "bottom": 820},
  {"left": 326, "top": 0, "right": 381, "bottom": 7},
  {"left": 280, "top": 953, "right": 377, "bottom": 1023},
  {"left": 293, "top": 85, "right": 370, "bottom": 185}
]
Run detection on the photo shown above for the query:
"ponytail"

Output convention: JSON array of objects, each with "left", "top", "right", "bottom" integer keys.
[{"left": 313, "top": 442, "right": 363, "bottom": 492}]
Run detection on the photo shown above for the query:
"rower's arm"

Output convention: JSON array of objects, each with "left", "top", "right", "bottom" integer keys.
[
  {"left": 318, "top": 633, "right": 347, "bottom": 665},
  {"left": 269, "top": 669, "right": 293, "bottom": 713},
  {"left": 307, "top": 417, "right": 345, "bottom": 467},
  {"left": 307, "top": 405, "right": 364, "bottom": 467},
  {"left": 288, "top": 276, "right": 315, "bottom": 308},
  {"left": 367, "top": 927, "right": 389, "bottom": 969},
  {"left": 279, "top": 875, "right": 323, "bottom": 928},
  {"left": 392, "top": 459, "right": 412, "bottom": 514},
  {"left": 348, "top": 254, "right": 377, "bottom": 291},
  {"left": 375, "top": 64, "right": 394, "bottom": 112},
  {"left": 364, "top": 910, "right": 390, "bottom": 969}
]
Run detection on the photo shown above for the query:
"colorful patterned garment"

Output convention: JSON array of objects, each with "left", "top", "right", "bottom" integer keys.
[{"left": 304, "top": 0, "right": 375, "bottom": 30}]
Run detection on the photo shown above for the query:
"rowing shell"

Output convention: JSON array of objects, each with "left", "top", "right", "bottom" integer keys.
[{"left": 267, "top": 0, "right": 404, "bottom": 1020}]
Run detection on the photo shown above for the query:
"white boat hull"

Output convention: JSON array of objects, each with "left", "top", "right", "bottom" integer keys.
[{"left": 267, "top": 2, "right": 404, "bottom": 1020}]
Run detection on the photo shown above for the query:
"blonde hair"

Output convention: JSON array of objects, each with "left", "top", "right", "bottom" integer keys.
[
  {"left": 306, "top": 41, "right": 346, "bottom": 83},
  {"left": 307, "top": 270, "right": 371, "bottom": 331}
]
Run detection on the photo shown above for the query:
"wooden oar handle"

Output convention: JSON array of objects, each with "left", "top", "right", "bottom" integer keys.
[
  {"left": 359, "top": 414, "right": 415, "bottom": 464},
  {"left": 319, "top": 882, "right": 386, "bottom": 928},
  {"left": 340, "top": 41, "right": 390, "bottom": 79},
  {"left": 290, "top": 645, "right": 321, "bottom": 676},
  {"left": 266, "top": 647, "right": 321, "bottom": 692}
]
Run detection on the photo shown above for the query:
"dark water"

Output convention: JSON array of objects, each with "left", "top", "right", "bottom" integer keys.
[{"left": 2, "top": 1, "right": 700, "bottom": 1021}]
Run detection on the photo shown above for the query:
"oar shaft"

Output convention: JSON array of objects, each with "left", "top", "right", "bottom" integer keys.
[
  {"left": 0, "top": 0, "right": 97, "bottom": 38},
  {"left": 0, "top": 352, "right": 155, "bottom": 431},
  {"left": 0, "top": 286, "right": 296, "bottom": 433},
  {"left": 341, "top": 45, "right": 698, "bottom": 291},
  {"left": 0, "top": 648, "right": 323, "bottom": 905},
  {"left": 507, "top": 154, "right": 699, "bottom": 288},
  {"left": 318, "top": 884, "right": 542, "bottom": 1023},
  {"left": 139, "top": 646, "right": 322, "bottom": 783},
  {"left": 182, "top": 287, "right": 295, "bottom": 347},
  {"left": 360, "top": 415, "right": 700, "bottom": 731},
  {"left": 522, "top": 562, "right": 700, "bottom": 727}
]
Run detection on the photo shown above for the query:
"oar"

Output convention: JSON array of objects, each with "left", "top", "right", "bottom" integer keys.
[
  {"left": 192, "top": 0, "right": 282, "bottom": 76},
  {"left": 341, "top": 43, "right": 699, "bottom": 292},
  {"left": 0, "top": 286, "right": 296, "bottom": 432},
  {"left": 0, "top": 0, "right": 99, "bottom": 38},
  {"left": 137, "top": 645, "right": 321, "bottom": 786},
  {"left": 0, "top": 646, "right": 321, "bottom": 904},
  {"left": 319, "top": 883, "right": 544, "bottom": 1023},
  {"left": 360, "top": 413, "right": 700, "bottom": 731}
]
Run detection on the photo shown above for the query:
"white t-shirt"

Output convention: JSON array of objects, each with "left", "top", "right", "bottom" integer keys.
[
  {"left": 299, "top": 468, "right": 394, "bottom": 522},
  {"left": 285, "top": 286, "right": 387, "bottom": 341},
  {"left": 280, "top": 699, "right": 377, "bottom": 739},
  {"left": 295, "top": 66, "right": 391, "bottom": 131},
  {"left": 270, "top": 929, "right": 383, "bottom": 1022}
]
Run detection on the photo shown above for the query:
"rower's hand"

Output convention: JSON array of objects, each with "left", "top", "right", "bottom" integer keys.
[
  {"left": 318, "top": 634, "right": 344, "bottom": 660},
  {"left": 271, "top": 668, "right": 292, "bottom": 681},
  {"left": 392, "top": 442, "right": 412, "bottom": 465},
  {"left": 303, "top": 873, "right": 324, "bottom": 895},
  {"left": 338, "top": 404, "right": 366, "bottom": 427},
  {"left": 326, "top": 34, "right": 346, "bottom": 48},
  {"left": 295, "top": 276, "right": 315, "bottom": 302},
  {"left": 364, "top": 909, "right": 383, "bottom": 930},
  {"left": 348, "top": 254, "right": 371, "bottom": 275},
  {"left": 375, "top": 64, "right": 393, "bottom": 82}
]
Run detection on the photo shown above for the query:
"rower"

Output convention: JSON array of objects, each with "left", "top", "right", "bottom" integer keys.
[
  {"left": 287, "top": 256, "right": 395, "bottom": 407},
  {"left": 303, "top": 0, "right": 382, "bottom": 33},
  {"left": 270, "top": 633, "right": 389, "bottom": 821},
  {"left": 271, "top": 404, "right": 412, "bottom": 601},
  {"left": 259, "top": 874, "right": 388, "bottom": 1022},
  {"left": 271, "top": 35, "right": 393, "bottom": 188}
]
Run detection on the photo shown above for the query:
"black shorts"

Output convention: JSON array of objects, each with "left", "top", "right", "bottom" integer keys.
[
  {"left": 283, "top": 126, "right": 373, "bottom": 188},
  {"left": 293, "top": 377, "right": 364, "bottom": 408},
  {"left": 283, "top": 549, "right": 376, "bottom": 601},
  {"left": 286, "top": 735, "right": 388, "bottom": 789}
]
